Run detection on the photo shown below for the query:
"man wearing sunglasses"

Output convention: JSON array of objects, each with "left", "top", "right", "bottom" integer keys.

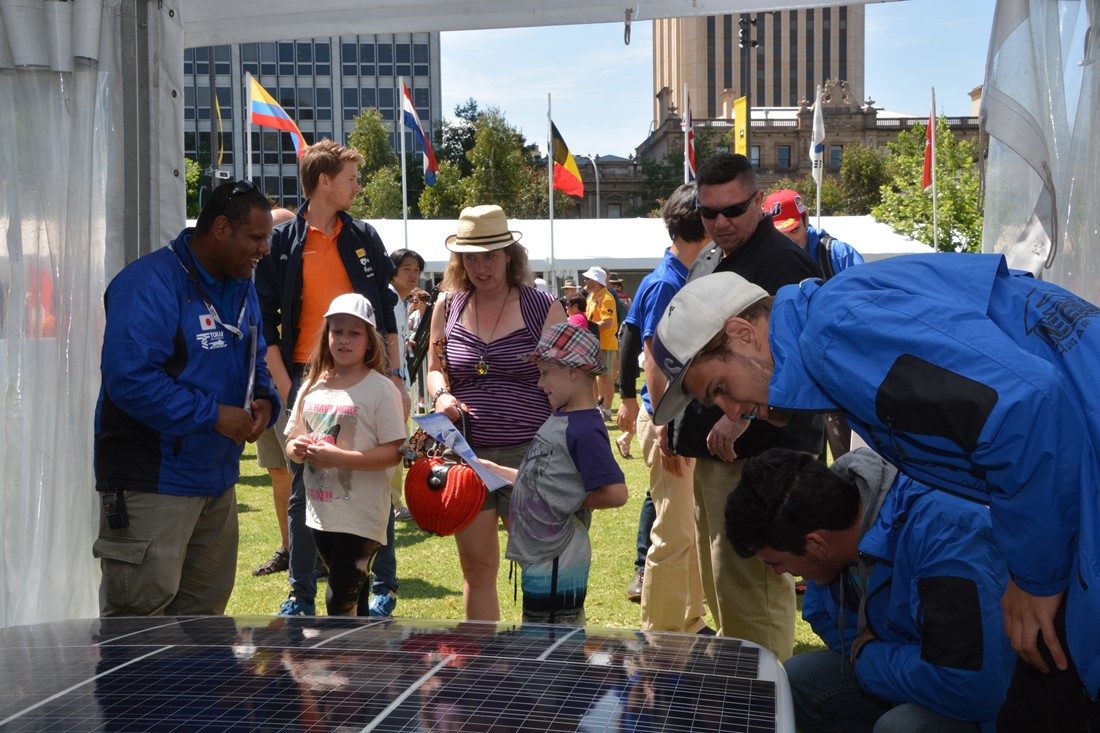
[
  {"left": 93, "top": 180, "right": 280, "bottom": 617},
  {"left": 664, "top": 152, "right": 822, "bottom": 660}
]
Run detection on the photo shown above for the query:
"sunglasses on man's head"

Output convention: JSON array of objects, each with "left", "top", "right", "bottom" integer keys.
[{"left": 696, "top": 190, "right": 759, "bottom": 220}]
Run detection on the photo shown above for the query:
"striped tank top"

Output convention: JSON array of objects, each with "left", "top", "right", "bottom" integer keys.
[{"left": 444, "top": 285, "right": 555, "bottom": 449}]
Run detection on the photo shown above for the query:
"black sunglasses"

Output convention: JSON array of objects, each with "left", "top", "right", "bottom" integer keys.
[
  {"left": 696, "top": 190, "right": 759, "bottom": 220},
  {"left": 216, "top": 179, "right": 256, "bottom": 211}
]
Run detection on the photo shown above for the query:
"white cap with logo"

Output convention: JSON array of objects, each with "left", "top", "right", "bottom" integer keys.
[
  {"left": 324, "top": 293, "right": 376, "bottom": 327},
  {"left": 651, "top": 272, "right": 769, "bottom": 425}
]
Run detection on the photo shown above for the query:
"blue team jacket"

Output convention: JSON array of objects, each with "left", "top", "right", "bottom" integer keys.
[
  {"left": 94, "top": 232, "right": 279, "bottom": 496},
  {"left": 803, "top": 451, "right": 1013, "bottom": 729},
  {"left": 769, "top": 252, "right": 1100, "bottom": 698},
  {"left": 806, "top": 225, "right": 865, "bottom": 277}
]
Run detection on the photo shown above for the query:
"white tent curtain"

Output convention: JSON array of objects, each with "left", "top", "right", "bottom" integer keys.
[
  {"left": 981, "top": 0, "right": 1099, "bottom": 303},
  {"left": 0, "top": 0, "right": 124, "bottom": 626}
]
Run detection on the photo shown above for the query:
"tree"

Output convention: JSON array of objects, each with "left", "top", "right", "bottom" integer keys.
[
  {"left": 839, "top": 143, "right": 889, "bottom": 214},
  {"left": 418, "top": 160, "right": 468, "bottom": 218},
  {"left": 770, "top": 173, "right": 845, "bottom": 217},
  {"left": 351, "top": 165, "right": 403, "bottom": 219},
  {"left": 462, "top": 108, "right": 529, "bottom": 212},
  {"left": 436, "top": 98, "right": 480, "bottom": 177},
  {"left": 513, "top": 167, "right": 575, "bottom": 219},
  {"left": 872, "top": 118, "right": 982, "bottom": 252},
  {"left": 184, "top": 158, "right": 202, "bottom": 218},
  {"left": 347, "top": 109, "right": 397, "bottom": 174}
]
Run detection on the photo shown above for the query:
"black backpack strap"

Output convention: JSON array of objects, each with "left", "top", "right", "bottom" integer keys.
[{"left": 817, "top": 234, "right": 836, "bottom": 280}]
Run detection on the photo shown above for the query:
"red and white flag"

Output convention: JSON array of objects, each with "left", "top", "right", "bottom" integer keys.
[{"left": 922, "top": 89, "right": 936, "bottom": 192}]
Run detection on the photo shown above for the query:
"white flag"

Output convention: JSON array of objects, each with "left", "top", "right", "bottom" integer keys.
[{"left": 810, "top": 85, "right": 825, "bottom": 187}]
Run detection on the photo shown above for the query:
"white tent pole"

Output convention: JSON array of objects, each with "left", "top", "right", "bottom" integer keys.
[
  {"left": 399, "top": 77, "right": 409, "bottom": 250},
  {"left": 245, "top": 71, "right": 253, "bottom": 182}
]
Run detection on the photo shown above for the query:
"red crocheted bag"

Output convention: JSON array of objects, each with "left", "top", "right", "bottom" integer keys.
[{"left": 403, "top": 427, "right": 487, "bottom": 537}]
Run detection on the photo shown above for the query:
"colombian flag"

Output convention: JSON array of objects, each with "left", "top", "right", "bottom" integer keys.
[
  {"left": 401, "top": 81, "right": 439, "bottom": 185},
  {"left": 550, "top": 122, "right": 584, "bottom": 198},
  {"left": 247, "top": 74, "right": 308, "bottom": 158}
]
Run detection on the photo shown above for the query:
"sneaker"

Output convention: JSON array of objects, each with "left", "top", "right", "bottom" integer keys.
[
  {"left": 278, "top": 596, "right": 315, "bottom": 616},
  {"left": 697, "top": 626, "right": 717, "bottom": 636},
  {"left": 251, "top": 547, "right": 289, "bottom": 577},
  {"left": 599, "top": 406, "right": 613, "bottom": 422},
  {"left": 626, "top": 568, "right": 644, "bottom": 604},
  {"left": 368, "top": 590, "right": 397, "bottom": 617},
  {"left": 394, "top": 506, "right": 413, "bottom": 521}
]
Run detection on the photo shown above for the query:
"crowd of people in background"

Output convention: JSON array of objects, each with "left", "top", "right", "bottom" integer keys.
[{"left": 93, "top": 143, "right": 1100, "bottom": 732}]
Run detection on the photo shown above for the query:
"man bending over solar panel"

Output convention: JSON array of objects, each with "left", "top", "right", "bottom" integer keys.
[{"left": 727, "top": 447, "right": 1015, "bottom": 732}]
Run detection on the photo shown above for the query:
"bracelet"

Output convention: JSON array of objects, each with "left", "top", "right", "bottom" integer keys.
[{"left": 431, "top": 387, "right": 451, "bottom": 401}]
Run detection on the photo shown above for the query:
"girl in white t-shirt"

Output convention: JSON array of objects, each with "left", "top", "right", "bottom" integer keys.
[{"left": 285, "top": 293, "right": 406, "bottom": 616}]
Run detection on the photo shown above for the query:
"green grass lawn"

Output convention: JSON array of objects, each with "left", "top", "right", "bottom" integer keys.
[{"left": 227, "top": 410, "right": 825, "bottom": 655}]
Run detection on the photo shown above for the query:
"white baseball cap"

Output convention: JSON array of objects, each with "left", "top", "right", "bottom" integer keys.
[
  {"left": 324, "top": 293, "right": 376, "bottom": 327},
  {"left": 651, "top": 272, "right": 769, "bottom": 425},
  {"left": 582, "top": 266, "right": 608, "bottom": 287}
]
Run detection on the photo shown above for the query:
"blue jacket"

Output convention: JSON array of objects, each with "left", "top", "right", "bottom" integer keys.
[
  {"left": 803, "top": 450, "right": 1013, "bottom": 729},
  {"left": 94, "top": 232, "right": 279, "bottom": 496},
  {"left": 769, "top": 252, "right": 1100, "bottom": 696},
  {"left": 806, "top": 225, "right": 864, "bottom": 278}
]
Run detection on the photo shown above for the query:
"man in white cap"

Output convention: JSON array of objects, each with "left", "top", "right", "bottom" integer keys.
[
  {"left": 651, "top": 255, "right": 1100, "bottom": 731},
  {"left": 582, "top": 265, "right": 618, "bottom": 420},
  {"left": 664, "top": 152, "right": 822, "bottom": 661}
]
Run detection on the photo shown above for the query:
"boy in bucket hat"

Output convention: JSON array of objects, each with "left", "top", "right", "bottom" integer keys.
[{"left": 479, "top": 323, "right": 628, "bottom": 624}]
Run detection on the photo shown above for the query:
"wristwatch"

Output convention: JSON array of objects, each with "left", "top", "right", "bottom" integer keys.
[{"left": 388, "top": 369, "right": 403, "bottom": 378}]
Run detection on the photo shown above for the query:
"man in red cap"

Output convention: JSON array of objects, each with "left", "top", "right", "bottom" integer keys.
[{"left": 763, "top": 189, "right": 864, "bottom": 278}]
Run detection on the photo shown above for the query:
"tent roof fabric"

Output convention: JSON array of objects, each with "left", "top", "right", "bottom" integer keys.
[
  {"left": 346, "top": 216, "right": 931, "bottom": 272},
  {"left": 178, "top": 0, "right": 891, "bottom": 46}
]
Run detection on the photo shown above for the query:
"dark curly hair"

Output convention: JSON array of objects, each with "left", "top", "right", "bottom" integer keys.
[{"left": 725, "top": 448, "right": 859, "bottom": 558}]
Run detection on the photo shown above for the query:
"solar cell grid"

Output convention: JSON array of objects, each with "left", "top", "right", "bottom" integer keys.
[{"left": 0, "top": 616, "right": 786, "bottom": 732}]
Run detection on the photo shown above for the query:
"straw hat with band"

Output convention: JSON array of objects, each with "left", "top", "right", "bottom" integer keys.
[{"left": 445, "top": 205, "right": 523, "bottom": 253}]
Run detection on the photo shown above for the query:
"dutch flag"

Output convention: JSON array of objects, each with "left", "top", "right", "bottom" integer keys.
[{"left": 401, "top": 82, "right": 439, "bottom": 186}]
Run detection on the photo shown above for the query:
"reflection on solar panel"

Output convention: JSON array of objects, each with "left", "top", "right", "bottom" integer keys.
[{"left": 0, "top": 617, "right": 787, "bottom": 731}]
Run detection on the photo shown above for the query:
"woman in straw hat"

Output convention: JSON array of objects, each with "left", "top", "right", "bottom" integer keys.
[{"left": 424, "top": 205, "right": 566, "bottom": 620}]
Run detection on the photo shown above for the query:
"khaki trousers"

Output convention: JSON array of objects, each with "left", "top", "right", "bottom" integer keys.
[
  {"left": 637, "top": 409, "right": 707, "bottom": 633},
  {"left": 694, "top": 457, "right": 795, "bottom": 660},
  {"left": 94, "top": 488, "right": 238, "bottom": 617}
]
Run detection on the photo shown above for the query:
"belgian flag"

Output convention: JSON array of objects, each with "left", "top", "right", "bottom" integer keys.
[{"left": 551, "top": 122, "right": 585, "bottom": 198}]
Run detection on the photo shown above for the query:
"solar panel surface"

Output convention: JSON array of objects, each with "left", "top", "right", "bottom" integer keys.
[{"left": 0, "top": 617, "right": 784, "bottom": 732}]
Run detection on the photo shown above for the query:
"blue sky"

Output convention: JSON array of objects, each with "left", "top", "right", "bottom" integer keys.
[{"left": 440, "top": 0, "right": 995, "bottom": 158}]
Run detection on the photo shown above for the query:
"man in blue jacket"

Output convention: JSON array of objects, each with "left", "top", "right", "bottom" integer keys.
[
  {"left": 728, "top": 447, "right": 1013, "bottom": 732},
  {"left": 762, "top": 188, "right": 864, "bottom": 278},
  {"left": 651, "top": 256, "right": 1100, "bottom": 729},
  {"left": 93, "top": 180, "right": 279, "bottom": 616}
]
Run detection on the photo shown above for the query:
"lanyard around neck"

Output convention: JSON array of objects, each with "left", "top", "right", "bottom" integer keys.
[{"left": 171, "top": 242, "right": 248, "bottom": 338}]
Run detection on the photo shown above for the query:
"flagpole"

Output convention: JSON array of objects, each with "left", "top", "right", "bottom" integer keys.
[
  {"left": 930, "top": 87, "right": 938, "bottom": 250},
  {"left": 547, "top": 93, "right": 556, "bottom": 293},
  {"left": 814, "top": 85, "right": 822, "bottom": 229},
  {"left": 399, "top": 78, "right": 409, "bottom": 250},
  {"left": 683, "top": 83, "right": 690, "bottom": 184},
  {"left": 245, "top": 72, "right": 253, "bottom": 182}
]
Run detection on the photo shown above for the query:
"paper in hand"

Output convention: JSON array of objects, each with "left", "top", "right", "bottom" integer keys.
[{"left": 412, "top": 413, "right": 511, "bottom": 491}]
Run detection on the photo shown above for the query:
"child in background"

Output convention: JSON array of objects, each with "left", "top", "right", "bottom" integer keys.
[
  {"left": 482, "top": 323, "right": 628, "bottom": 624},
  {"left": 285, "top": 293, "right": 407, "bottom": 616},
  {"left": 565, "top": 294, "right": 599, "bottom": 340}
]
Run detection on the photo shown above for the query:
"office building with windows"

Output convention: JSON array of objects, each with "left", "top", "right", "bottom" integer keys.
[
  {"left": 654, "top": 6, "right": 865, "bottom": 121},
  {"left": 183, "top": 33, "right": 441, "bottom": 207}
]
